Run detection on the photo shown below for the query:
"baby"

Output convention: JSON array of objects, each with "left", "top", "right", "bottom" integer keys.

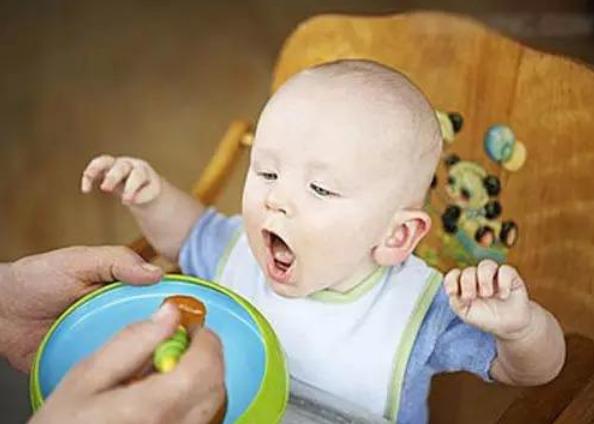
[{"left": 81, "top": 60, "right": 565, "bottom": 423}]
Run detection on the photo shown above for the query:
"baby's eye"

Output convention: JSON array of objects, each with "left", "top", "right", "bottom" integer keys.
[
  {"left": 310, "top": 183, "right": 337, "bottom": 197},
  {"left": 257, "top": 171, "right": 278, "bottom": 181}
]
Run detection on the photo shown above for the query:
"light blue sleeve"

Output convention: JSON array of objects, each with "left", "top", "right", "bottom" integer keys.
[
  {"left": 178, "top": 207, "right": 242, "bottom": 281},
  {"left": 398, "top": 287, "right": 498, "bottom": 424},
  {"left": 426, "top": 288, "right": 497, "bottom": 381}
]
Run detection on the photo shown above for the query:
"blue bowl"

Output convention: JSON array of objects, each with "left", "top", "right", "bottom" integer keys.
[{"left": 30, "top": 275, "right": 288, "bottom": 423}]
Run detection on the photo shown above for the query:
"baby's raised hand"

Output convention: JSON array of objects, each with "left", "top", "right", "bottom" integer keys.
[
  {"left": 81, "top": 155, "right": 162, "bottom": 205},
  {"left": 444, "top": 260, "right": 532, "bottom": 340}
]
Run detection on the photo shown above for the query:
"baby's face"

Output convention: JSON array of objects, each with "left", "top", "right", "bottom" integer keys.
[{"left": 242, "top": 77, "right": 413, "bottom": 297}]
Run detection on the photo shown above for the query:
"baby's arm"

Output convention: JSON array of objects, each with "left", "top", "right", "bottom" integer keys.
[
  {"left": 444, "top": 260, "right": 566, "bottom": 386},
  {"left": 81, "top": 155, "right": 203, "bottom": 262}
]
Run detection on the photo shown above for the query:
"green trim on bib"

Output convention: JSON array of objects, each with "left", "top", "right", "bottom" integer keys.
[
  {"left": 309, "top": 266, "right": 389, "bottom": 304},
  {"left": 384, "top": 271, "right": 442, "bottom": 421}
]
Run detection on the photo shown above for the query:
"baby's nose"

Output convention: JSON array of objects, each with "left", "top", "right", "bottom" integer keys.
[{"left": 265, "top": 188, "right": 291, "bottom": 216}]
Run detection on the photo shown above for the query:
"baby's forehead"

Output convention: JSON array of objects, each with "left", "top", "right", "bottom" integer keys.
[
  {"left": 258, "top": 80, "right": 421, "bottom": 161},
  {"left": 261, "top": 66, "right": 431, "bottom": 139}
]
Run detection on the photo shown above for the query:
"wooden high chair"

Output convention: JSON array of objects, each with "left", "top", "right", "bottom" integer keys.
[{"left": 132, "top": 12, "right": 594, "bottom": 424}]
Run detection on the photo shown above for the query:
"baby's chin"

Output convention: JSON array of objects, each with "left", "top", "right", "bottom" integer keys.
[
  {"left": 266, "top": 278, "right": 307, "bottom": 298},
  {"left": 264, "top": 275, "right": 326, "bottom": 299}
]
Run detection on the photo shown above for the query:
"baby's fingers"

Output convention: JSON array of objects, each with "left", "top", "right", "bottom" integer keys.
[
  {"left": 495, "top": 265, "right": 523, "bottom": 300},
  {"left": 101, "top": 158, "right": 133, "bottom": 192},
  {"left": 460, "top": 267, "right": 478, "bottom": 302},
  {"left": 444, "top": 269, "right": 471, "bottom": 314},
  {"left": 477, "top": 260, "right": 498, "bottom": 298},
  {"left": 81, "top": 155, "right": 115, "bottom": 193},
  {"left": 444, "top": 267, "right": 479, "bottom": 302},
  {"left": 133, "top": 176, "right": 161, "bottom": 204},
  {"left": 122, "top": 166, "right": 149, "bottom": 204},
  {"left": 443, "top": 269, "right": 461, "bottom": 297}
]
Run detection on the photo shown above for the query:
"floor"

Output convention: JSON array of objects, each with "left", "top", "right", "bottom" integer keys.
[{"left": 0, "top": 0, "right": 592, "bottom": 422}]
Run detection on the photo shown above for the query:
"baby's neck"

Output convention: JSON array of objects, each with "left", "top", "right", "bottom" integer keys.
[{"left": 327, "top": 261, "right": 383, "bottom": 293}]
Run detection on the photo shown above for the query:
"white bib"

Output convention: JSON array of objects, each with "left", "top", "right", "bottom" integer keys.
[{"left": 215, "top": 232, "right": 441, "bottom": 420}]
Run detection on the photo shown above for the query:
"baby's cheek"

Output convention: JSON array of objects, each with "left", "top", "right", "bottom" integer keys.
[
  {"left": 242, "top": 188, "right": 263, "bottom": 224},
  {"left": 241, "top": 176, "right": 263, "bottom": 210},
  {"left": 301, "top": 224, "right": 357, "bottom": 278},
  {"left": 242, "top": 204, "right": 264, "bottom": 256}
]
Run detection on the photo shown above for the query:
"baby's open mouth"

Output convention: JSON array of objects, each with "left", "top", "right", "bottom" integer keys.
[{"left": 262, "top": 229, "right": 295, "bottom": 282}]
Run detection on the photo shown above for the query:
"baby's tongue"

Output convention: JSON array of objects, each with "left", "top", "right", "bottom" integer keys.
[{"left": 271, "top": 236, "right": 294, "bottom": 264}]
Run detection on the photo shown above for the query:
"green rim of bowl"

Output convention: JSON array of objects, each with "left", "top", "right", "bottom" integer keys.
[{"left": 30, "top": 274, "right": 289, "bottom": 423}]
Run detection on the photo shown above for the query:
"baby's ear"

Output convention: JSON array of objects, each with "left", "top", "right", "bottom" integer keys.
[{"left": 372, "top": 210, "right": 431, "bottom": 266}]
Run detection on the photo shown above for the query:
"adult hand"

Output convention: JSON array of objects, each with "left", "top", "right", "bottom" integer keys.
[
  {"left": 29, "top": 303, "right": 226, "bottom": 424},
  {"left": 0, "top": 245, "right": 163, "bottom": 371}
]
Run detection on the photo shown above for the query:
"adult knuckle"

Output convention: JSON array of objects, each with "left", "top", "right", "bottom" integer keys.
[
  {"left": 173, "top": 372, "right": 195, "bottom": 395},
  {"left": 120, "top": 321, "right": 150, "bottom": 341},
  {"left": 203, "top": 330, "right": 223, "bottom": 353},
  {"left": 109, "top": 245, "right": 137, "bottom": 259},
  {"left": 62, "top": 245, "right": 89, "bottom": 257}
]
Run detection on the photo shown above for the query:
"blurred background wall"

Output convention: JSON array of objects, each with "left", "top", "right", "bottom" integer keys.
[{"left": 0, "top": 0, "right": 592, "bottom": 421}]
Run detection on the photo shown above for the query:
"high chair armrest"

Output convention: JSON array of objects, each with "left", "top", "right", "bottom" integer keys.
[{"left": 497, "top": 334, "right": 594, "bottom": 424}]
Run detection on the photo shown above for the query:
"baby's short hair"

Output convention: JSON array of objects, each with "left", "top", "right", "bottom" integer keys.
[
  {"left": 311, "top": 59, "right": 416, "bottom": 93},
  {"left": 304, "top": 59, "right": 443, "bottom": 205}
]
